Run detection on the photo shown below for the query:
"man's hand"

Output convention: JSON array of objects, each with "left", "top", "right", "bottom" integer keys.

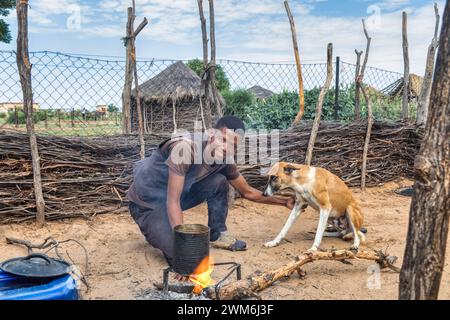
[
  {"left": 174, "top": 273, "right": 190, "bottom": 283},
  {"left": 230, "top": 175, "right": 294, "bottom": 208}
]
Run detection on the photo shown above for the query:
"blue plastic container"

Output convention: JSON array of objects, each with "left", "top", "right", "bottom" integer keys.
[{"left": 0, "top": 271, "right": 78, "bottom": 300}]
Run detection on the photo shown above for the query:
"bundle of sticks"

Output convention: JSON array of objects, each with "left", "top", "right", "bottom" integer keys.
[
  {"left": 239, "top": 120, "right": 421, "bottom": 188},
  {"left": 0, "top": 121, "right": 421, "bottom": 224}
]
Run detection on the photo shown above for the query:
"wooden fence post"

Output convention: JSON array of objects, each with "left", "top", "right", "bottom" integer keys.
[
  {"left": 122, "top": 1, "right": 148, "bottom": 159},
  {"left": 305, "top": 43, "right": 333, "bottom": 165},
  {"left": 402, "top": 11, "right": 410, "bottom": 121},
  {"left": 197, "top": 0, "right": 214, "bottom": 129},
  {"left": 16, "top": 0, "right": 46, "bottom": 227},
  {"left": 417, "top": 3, "right": 440, "bottom": 126},
  {"left": 358, "top": 19, "right": 373, "bottom": 191},
  {"left": 14, "top": 106, "right": 18, "bottom": 128},
  {"left": 122, "top": 7, "right": 134, "bottom": 134},
  {"left": 399, "top": 0, "right": 450, "bottom": 300},
  {"left": 284, "top": 0, "right": 305, "bottom": 127},
  {"left": 354, "top": 50, "right": 363, "bottom": 120}
]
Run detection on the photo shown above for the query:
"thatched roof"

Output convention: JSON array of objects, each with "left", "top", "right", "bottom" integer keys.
[
  {"left": 382, "top": 74, "right": 423, "bottom": 99},
  {"left": 365, "top": 85, "right": 388, "bottom": 98},
  {"left": 132, "top": 61, "right": 202, "bottom": 103},
  {"left": 248, "top": 85, "right": 274, "bottom": 100}
]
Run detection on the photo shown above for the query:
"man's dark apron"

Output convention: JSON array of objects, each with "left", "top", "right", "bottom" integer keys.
[{"left": 129, "top": 136, "right": 224, "bottom": 210}]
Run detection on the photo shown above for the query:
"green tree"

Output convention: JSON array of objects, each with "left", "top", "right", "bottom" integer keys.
[
  {"left": 0, "top": 0, "right": 15, "bottom": 43},
  {"left": 222, "top": 89, "right": 256, "bottom": 123},
  {"left": 108, "top": 103, "right": 119, "bottom": 113},
  {"left": 187, "top": 59, "right": 230, "bottom": 92}
]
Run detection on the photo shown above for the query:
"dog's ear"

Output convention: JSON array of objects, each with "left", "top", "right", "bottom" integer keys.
[
  {"left": 266, "top": 162, "right": 280, "bottom": 176},
  {"left": 283, "top": 165, "right": 297, "bottom": 175}
]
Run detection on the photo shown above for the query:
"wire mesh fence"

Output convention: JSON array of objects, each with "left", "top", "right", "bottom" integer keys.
[{"left": 0, "top": 50, "right": 408, "bottom": 136}]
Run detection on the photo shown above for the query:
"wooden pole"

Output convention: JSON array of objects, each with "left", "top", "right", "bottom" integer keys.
[
  {"left": 171, "top": 100, "right": 177, "bottom": 133},
  {"left": 360, "top": 83, "right": 374, "bottom": 191},
  {"left": 16, "top": 0, "right": 46, "bottom": 227},
  {"left": 401, "top": 11, "right": 410, "bottom": 121},
  {"left": 399, "top": 0, "right": 450, "bottom": 299},
  {"left": 305, "top": 43, "right": 333, "bottom": 165},
  {"left": 284, "top": 0, "right": 305, "bottom": 127},
  {"left": 208, "top": 0, "right": 223, "bottom": 117},
  {"left": 198, "top": 0, "right": 208, "bottom": 68},
  {"left": 354, "top": 50, "right": 363, "bottom": 120},
  {"left": 333, "top": 56, "right": 340, "bottom": 120},
  {"left": 360, "top": 19, "right": 371, "bottom": 81},
  {"left": 197, "top": 0, "right": 208, "bottom": 130},
  {"left": 129, "top": 1, "right": 148, "bottom": 160},
  {"left": 133, "top": 52, "right": 146, "bottom": 159},
  {"left": 122, "top": 7, "right": 134, "bottom": 134},
  {"left": 417, "top": 3, "right": 440, "bottom": 127},
  {"left": 197, "top": 0, "right": 213, "bottom": 128},
  {"left": 205, "top": 249, "right": 398, "bottom": 300},
  {"left": 359, "top": 19, "right": 373, "bottom": 191},
  {"left": 14, "top": 106, "right": 18, "bottom": 128}
]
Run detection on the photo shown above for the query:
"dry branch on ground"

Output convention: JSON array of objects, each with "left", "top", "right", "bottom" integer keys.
[{"left": 204, "top": 248, "right": 399, "bottom": 300}]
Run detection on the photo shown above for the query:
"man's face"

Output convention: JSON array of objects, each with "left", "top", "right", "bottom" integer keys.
[{"left": 208, "top": 127, "right": 242, "bottom": 163}]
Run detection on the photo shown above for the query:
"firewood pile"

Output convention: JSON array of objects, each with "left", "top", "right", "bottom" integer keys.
[
  {"left": 240, "top": 120, "right": 421, "bottom": 188},
  {"left": 0, "top": 121, "right": 421, "bottom": 224}
]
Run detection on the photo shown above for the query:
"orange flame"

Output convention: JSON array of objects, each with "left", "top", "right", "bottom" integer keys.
[{"left": 189, "top": 256, "right": 215, "bottom": 295}]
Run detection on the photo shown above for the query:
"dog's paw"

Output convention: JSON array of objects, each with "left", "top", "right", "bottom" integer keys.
[
  {"left": 264, "top": 240, "right": 279, "bottom": 248},
  {"left": 349, "top": 245, "right": 359, "bottom": 253},
  {"left": 306, "top": 246, "right": 318, "bottom": 253}
]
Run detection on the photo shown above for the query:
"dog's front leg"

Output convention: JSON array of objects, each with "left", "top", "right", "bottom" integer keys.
[
  {"left": 264, "top": 202, "right": 302, "bottom": 248},
  {"left": 308, "top": 208, "right": 330, "bottom": 252}
]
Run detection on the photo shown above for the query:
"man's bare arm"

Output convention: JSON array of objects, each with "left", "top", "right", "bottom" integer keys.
[
  {"left": 230, "top": 175, "right": 294, "bottom": 209},
  {"left": 167, "top": 168, "right": 185, "bottom": 228}
]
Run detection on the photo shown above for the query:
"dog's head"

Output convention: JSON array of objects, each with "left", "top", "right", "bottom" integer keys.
[{"left": 262, "top": 162, "right": 305, "bottom": 196}]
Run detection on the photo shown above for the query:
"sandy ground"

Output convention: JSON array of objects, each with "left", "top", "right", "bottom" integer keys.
[{"left": 1, "top": 179, "right": 449, "bottom": 300}]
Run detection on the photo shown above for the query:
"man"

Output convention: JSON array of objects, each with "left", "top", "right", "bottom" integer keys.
[{"left": 127, "top": 116, "right": 294, "bottom": 267}]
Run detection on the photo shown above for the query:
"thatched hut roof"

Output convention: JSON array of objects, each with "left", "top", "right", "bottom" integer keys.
[
  {"left": 132, "top": 61, "right": 202, "bottom": 103},
  {"left": 382, "top": 74, "right": 423, "bottom": 99},
  {"left": 248, "top": 85, "right": 274, "bottom": 100},
  {"left": 365, "top": 85, "right": 388, "bottom": 98}
]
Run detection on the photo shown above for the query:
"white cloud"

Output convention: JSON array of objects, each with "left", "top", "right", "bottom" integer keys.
[
  {"left": 374, "top": 0, "right": 411, "bottom": 11},
  {"left": 3, "top": 0, "right": 443, "bottom": 74}
]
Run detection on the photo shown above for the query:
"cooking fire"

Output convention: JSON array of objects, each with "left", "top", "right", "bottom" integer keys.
[
  {"left": 161, "top": 259, "right": 241, "bottom": 299},
  {"left": 189, "top": 257, "right": 215, "bottom": 295}
]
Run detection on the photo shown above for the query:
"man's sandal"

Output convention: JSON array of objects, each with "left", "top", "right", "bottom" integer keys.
[{"left": 211, "top": 231, "right": 247, "bottom": 251}]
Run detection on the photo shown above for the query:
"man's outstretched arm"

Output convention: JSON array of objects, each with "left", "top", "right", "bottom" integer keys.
[{"left": 230, "top": 175, "right": 295, "bottom": 209}]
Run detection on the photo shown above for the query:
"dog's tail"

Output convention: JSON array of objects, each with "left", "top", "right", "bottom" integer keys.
[{"left": 345, "top": 200, "right": 365, "bottom": 243}]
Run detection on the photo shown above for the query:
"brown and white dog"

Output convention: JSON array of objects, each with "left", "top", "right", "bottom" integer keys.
[{"left": 262, "top": 162, "right": 365, "bottom": 252}]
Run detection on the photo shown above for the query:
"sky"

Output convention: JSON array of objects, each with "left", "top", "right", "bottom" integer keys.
[{"left": 0, "top": 0, "right": 444, "bottom": 74}]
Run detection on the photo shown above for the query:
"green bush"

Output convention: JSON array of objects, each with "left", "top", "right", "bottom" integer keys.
[
  {"left": 7, "top": 110, "right": 25, "bottom": 124},
  {"left": 222, "top": 89, "right": 256, "bottom": 122},
  {"left": 221, "top": 86, "right": 406, "bottom": 130},
  {"left": 108, "top": 103, "right": 119, "bottom": 113},
  {"left": 187, "top": 59, "right": 230, "bottom": 92},
  {"left": 6, "top": 109, "right": 51, "bottom": 125},
  {"left": 247, "top": 91, "right": 298, "bottom": 129},
  {"left": 0, "top": 112, "right": 7, "bottom": 119},
  {"left": 33, "top": 110, "right": 48, "bottom": 123}
]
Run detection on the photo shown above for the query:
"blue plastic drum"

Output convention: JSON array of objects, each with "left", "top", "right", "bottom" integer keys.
[{"left": 0, "top": 271, "right": 79, "bottom": 300}]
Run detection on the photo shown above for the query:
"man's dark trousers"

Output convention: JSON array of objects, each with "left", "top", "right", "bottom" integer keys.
[{"left": 129, "top": 173, "right": 229, "bottom": 266}]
